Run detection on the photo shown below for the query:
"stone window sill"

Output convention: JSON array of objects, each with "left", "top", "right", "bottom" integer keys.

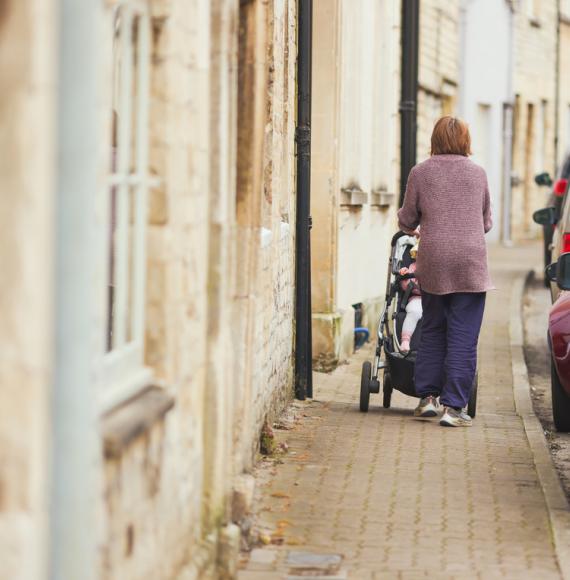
[
  {"left": 102, "top": 385, "right": 175, "bottom": 459},
  {"left": 340, "top": 188, "right": 368, "bottom": 207},
  {"left": 370, "top": 190, "right": 396, "bottom": 209}
]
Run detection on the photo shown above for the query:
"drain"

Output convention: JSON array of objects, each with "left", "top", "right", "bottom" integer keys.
[{"left": 285, "top": 551, "right": 345, "bottom": 578}]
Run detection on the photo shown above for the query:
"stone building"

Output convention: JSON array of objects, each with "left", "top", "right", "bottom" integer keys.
[
  {"left": 311, "top": 0, "right": 401, "bottom": 366},
  {"left": 3, "top": 2, "right": 569, "bottom": 579},
  {"left": 459, "top": 0, "right": 515, "bottom": 243},
  {"left": 510, "top": 0, "right": 559, "bottom": 239},
  {"left": 417, "top": 0, "right": 461, "bottom": 161},
  {"left": 308, "top": 0, "right": 472, "bottom": 379},
  {"left": 0, "top": 0, "right": 298, "bottom": 578},
  {"left": 420, "top": 0, "right": 565, "bottom": 243}
]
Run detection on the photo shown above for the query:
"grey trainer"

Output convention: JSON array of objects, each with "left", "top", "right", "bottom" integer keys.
[
  {"left": 414, "top": 395, "right": 440, "bottom": 418},
  {"left": 440, "top": 406, "right": 473, "bottom": 427}
]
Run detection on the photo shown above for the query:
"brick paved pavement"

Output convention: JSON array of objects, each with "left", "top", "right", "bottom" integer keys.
[{"left": 238, "top": 244, "right": 565, "bottom": 579}]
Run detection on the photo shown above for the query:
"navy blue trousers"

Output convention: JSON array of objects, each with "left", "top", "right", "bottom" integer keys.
[{"left": 415, "top": 291, "right": 486, "bottom": 409}]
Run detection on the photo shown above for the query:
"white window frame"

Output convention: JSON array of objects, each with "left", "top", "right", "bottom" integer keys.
[{"left": 97, "top": 0, "right": 154, "bottom": 412}]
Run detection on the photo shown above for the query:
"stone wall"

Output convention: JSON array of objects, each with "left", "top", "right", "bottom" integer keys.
[
  {"left": 511, "top": 0, "right": 558, "bottom": 239},
  {"left": 0, "top": 0, "right": 298, "bottom": 579},
  {"left": 311, "top": 0, "right": 401, "bottom": 366},
  {"left": 102, "top": 0, "right": 298, "bottom": 578},
  {"left": 102, "top": 1, "right": 213, "bottom": 577},
  {"left": 417, "top": 0, "right": 461, "bottom": 161}
]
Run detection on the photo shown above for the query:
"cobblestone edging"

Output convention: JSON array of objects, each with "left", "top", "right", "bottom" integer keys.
[{"left": 511, "top": 272, "right": 570, "bottom": 580}]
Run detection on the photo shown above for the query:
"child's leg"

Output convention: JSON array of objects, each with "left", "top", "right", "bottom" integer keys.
[{"left": 401, "top": 297, "right": 422, "bottom": 351}]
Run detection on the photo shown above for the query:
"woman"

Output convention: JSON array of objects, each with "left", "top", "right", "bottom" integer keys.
[{"left": 398, "top": 116, "right": 493, "bottom": 427}]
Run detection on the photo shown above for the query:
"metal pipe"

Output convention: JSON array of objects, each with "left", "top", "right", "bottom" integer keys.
[
  {"left": 294, "top": 0, "right": 313, "bottom": 400},
  {"left": 399, "top": 0, "right": 420, "bottom": 207},
  {"left": 51, "top": 1, "right": 101, "bottom": 578},
  {"left": 502, "top": 104, "right": 514, "bottom": 245},
  {"left": 502, "top": 4, "right": 516, "bottom": 246}
]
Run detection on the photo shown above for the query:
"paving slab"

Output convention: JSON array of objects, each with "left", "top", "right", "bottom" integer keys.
[{"left": 239, "top": 243, "right": 568, "bottom": 579}]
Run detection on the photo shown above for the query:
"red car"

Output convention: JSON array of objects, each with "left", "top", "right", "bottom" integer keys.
[
  {"left": 535, "top": 197, "right": 570, "bottom": 431},
  {"left": 545, "top": 254, "right": 570, "bottom": 431}
]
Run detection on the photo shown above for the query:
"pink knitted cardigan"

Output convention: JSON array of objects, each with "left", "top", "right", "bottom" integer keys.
[{"left": 397, "top": 154, "right": 494, "bottom": 295}]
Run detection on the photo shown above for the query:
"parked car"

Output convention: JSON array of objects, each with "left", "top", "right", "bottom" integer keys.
[
  {"left": 534, "top": 153, "right": 570, "bottom": 283},
  {"left": 542, "top": 253, "right": 570, "bottom": 431},
  {"left": 534, "top": 191, "right": 570, "bottom": 431},
  {"left": 534, "top": 174, "right": 570, "bottom": 300}
]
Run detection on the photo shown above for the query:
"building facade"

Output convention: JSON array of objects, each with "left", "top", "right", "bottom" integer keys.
[
  {"left": 3, "top": 1, "right": 570, "bottom": 579},
  {"left": 1, "top": 0, "right": 298, "bottom": 579},
  {"left": 511, "top": 0, "right": 559, "bottom": 239},
  {"left": 311, "top": 0, "right": 401, "bottom": 367},
  {"left": 459, "top": 0, "right": 514, "bottom": 243},
  {"left": 417, "top": 0, "right": 461, "bottom": 161},
  {"left": 424, "top": 0, "right": 563, "bottom": 243}
]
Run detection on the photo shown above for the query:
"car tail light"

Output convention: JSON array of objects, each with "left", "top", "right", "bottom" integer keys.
[
  {"left": 563, "top": 233, "right": 570, "bottom": 254},
  {"left": 554, "top": 178, "right": 568, "bottom": 197}
]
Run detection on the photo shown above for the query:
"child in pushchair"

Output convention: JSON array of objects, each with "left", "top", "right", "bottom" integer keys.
[
  {"left": 398, "top": 239, "right": 421, "bottom": 353},
  {"left": 359, "top": 231, "right": 478, "bottom": 417}
]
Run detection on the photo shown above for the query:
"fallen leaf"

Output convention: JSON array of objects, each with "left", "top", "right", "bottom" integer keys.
[{"left": 285, "top": 537, "right": 304, "bottom": 546}]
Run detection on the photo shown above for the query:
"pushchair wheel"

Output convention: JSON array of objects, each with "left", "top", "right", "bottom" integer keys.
[
  {"left": 383, "top": 372, "right": 393, "bottom": 409},
  {"left": 467, "top": 373, "right": 478, "bottom": 418},
  {"left": 360, "top": 361, "right": 372, "bottom": 412}
]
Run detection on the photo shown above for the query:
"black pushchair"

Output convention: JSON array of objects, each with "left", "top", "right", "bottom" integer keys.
[{"left": 359, "top": 231, "right": 478, "bottom": 416}]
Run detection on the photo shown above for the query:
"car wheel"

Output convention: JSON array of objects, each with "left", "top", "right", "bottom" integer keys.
[{"left": 551, "top": 358, "right": 570, "bottom": 432}]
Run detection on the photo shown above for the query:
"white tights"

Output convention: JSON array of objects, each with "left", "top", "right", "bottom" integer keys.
[{"left": 402, "top": 296, "right": 422, "bottom": 343}]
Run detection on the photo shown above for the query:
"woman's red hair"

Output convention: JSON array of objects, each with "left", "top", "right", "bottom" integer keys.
[{"left": 430, "top": 116, "right": 472, "bottom": 157}]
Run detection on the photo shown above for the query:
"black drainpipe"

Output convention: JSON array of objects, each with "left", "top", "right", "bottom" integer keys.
[
  {"left": 294, "top": 0, "right": 313, "bottom": 400},
  {"left": 399, "top": 0, "right": 420, "bottom": 207}
]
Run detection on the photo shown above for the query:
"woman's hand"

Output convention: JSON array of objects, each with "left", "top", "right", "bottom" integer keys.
[{"left": 399, "top": 267, "right": 409, "bottom": 276}]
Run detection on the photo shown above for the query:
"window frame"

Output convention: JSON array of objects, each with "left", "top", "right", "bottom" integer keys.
[{"left": 97, "top": 0, "right": 154, "bottom": 412}]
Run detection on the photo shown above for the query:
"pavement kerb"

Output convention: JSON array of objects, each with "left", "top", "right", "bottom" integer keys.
[{"left": 510, "top": 270, "right": 570, "bottom": 580}]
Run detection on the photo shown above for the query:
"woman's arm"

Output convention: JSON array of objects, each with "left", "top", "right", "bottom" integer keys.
[
  {"left": 398, "top": 167, "right": 421, "bottom": 234},
  {"left": 483, "top": 178, "right": 493, "bottom": 234}
]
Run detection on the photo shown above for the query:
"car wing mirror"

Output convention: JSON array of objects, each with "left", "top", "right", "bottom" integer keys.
[
  {"left": 535, "top": 172, "right": 553, "bottom": 187},
  {"left": 533, "top": 206, "right": 558, "bottom": 226},
  {"left": 557, "top": 253, "right": 570, "bottom": 291},
  {"left": 546, "top": 262, "right": 557, "bottom": 283}
]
